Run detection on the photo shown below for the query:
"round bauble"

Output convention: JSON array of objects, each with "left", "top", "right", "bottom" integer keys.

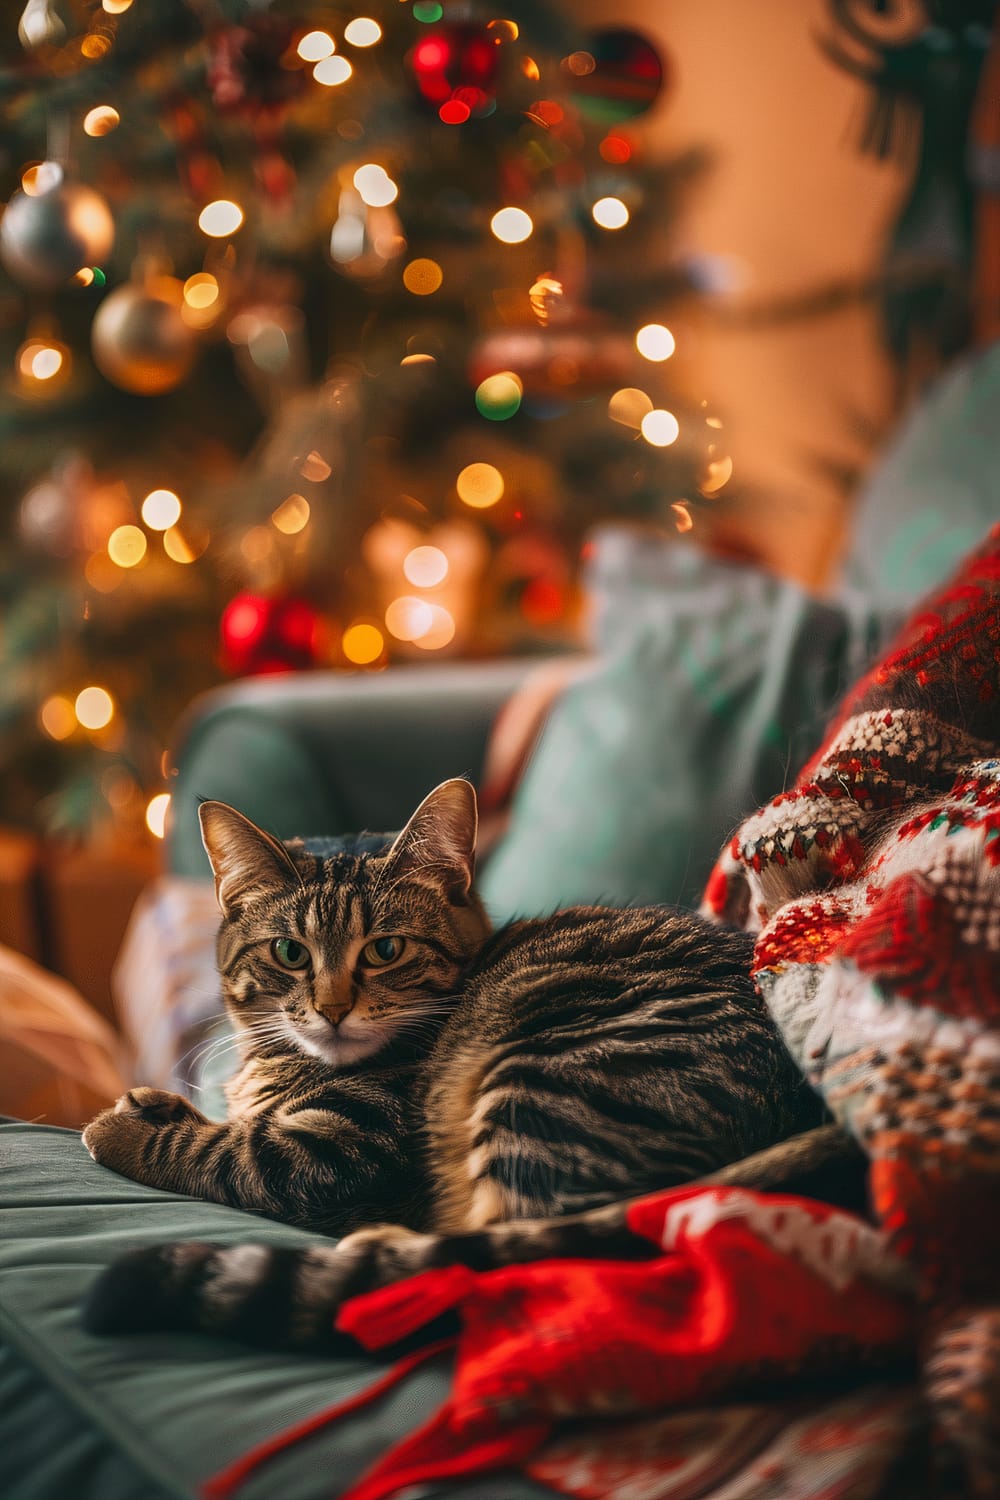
[
  {"left": 220, "top": 591, "right": 322, "bottom": 675},
  {"left": 570, "top": 29, "right": 666, "bottom": 124},
  {"left": 0, "top": 175, "right": 114, "bottom": 289},
  {"left": 409, "top": 22, "right": 498, "bottom": 113},
  {"left": 91, "top": 277, "right": 197, "bottom": 395}
]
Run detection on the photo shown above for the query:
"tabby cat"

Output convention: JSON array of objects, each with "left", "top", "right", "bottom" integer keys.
[{"left": 83, "top": 778, "right": 827, "bottom": 1346}]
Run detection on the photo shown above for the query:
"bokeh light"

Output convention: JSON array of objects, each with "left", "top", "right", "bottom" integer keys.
[
  {"left": 342, "top": 622, "right": 384, "bottom": 664},
  {"left": 344, "top": 17, "right": 382, "bottom": 46},
  {"left": 640, "top": 408, "right": 680, "bottom": 447},
  {"left": 592, "top": 196, "right": 629, "bottom": 229},
  {"left": 490, "top": 207, "right": 533, "bottom": 244},
  {"left": 271, "top": 493, "right": 311, "bottom": 534},
  {"left": 402, "top": 258, "right": 443, "bottom": 295},
  {"left": 83, "top": 106, "right": 120, "bottom": 138},
  {"left": 145, "top": 793, "right": 171, "bottom": 839},
  {"left": 40, "top": 695, "right": 76, "bottom": 741},
  {"left": 75, "top": 686, "right": 114, "bottom": 730},
  {"left": 412, "top": 604, "right": 455, "bottom": 650},
  {"left": 608, "top": 387, "right": 653, "bottom": 428},
  {"left": 385, "top": 595, "right": 434, "bottom": 641},
  {"left": 353, "top": 163, "right": 398, "bottom": 208},
  {"left": 475, "top": 371, "right": 522, "bottom": 421},
  {"left": 314, "top": 55, "right": 352, "bottom": 85},
  {"left": 107, "top": 524, "right": 147, "bottom": 568},
  {"left": 635, "top": 324, "right": 675, "bottom": 362},
  {"left": 456, "top": 462, "right": 504, "bottom": 508},
  {"left": 183, "top": 273, "right": 219, "bottom": 310},
  {"left": 198, "top": 200, "right": 244, "bottom": 237},
  {"left": 403, "top": 545, "right": 449, "bottom": 587},
  {"left": 141, "top": 488, "right": 181, "bottom": 530},
  {"left": 297, "top": 30, "right": 335, "bottom": 61}
]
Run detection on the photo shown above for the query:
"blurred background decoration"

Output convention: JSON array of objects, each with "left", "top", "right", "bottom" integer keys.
[
  {"left": 0, "top": 0, "right": 992, "bottom": 850},
  {"left": 0, "top": 0, "right": 730, "bottom": 842}
]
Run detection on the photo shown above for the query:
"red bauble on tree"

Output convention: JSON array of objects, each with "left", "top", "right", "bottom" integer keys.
[
  {"left": 220, "top": 592, "right": 323, "bottom": 675},
  {"left": 409, "top": 24, "right": 499, "bottom": 119}
]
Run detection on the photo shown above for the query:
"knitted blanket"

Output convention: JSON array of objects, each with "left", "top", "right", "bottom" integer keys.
[{"left": 207, "top": 527, "right": 1000, "bottom": 1500}]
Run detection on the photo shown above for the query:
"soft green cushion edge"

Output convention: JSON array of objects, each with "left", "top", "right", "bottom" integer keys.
[{"left": 0, "top": 1124, "right": 551, "bottom": 1500}]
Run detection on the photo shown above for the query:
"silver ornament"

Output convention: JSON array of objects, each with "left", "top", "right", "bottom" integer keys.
[{"left": 0, "top": 173, "right": 114, "bottom": 289}]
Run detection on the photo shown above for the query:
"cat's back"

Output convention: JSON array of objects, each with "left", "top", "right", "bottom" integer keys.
[{"left": 421, "top": 904, "right": 809, "bottom": 1232}]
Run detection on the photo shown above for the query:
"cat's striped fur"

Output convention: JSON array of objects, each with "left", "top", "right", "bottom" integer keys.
[{"left": 83, "top": 779, "right": 823, "bottom": 1342}]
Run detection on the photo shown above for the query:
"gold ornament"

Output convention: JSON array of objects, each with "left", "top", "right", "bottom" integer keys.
[
  {"left": 0, "top": 172, "right": 114, "bottom": 289},
  {"left": 91, "top": 277, "right": 197, "bottom": 395}
]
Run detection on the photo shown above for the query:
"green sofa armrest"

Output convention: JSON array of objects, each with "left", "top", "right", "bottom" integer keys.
[{"left": 166, "top": 660, "right": 541, "bottom": 878}]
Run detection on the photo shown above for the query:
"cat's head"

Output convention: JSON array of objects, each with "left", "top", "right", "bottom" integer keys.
[{"left": 199, "top": 779, "right": 489, "bottom": 1067}]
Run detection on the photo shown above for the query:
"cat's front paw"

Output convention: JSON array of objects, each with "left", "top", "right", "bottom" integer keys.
[
  {"left": 113, "top": 1087, "right": 206, "bottom": 1125},
  {"left": 82, "top": 1089, "right": 206, "bottom": 1177}
]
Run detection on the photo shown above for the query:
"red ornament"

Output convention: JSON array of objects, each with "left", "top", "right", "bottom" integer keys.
[
  {"left": 409, "top": 24, "right": 498, "bottom": 115},
  {"left": 220, "top": 592, "right": 322, "bottom": 676}
]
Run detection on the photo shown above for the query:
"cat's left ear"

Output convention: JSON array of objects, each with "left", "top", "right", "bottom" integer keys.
[{"left": 383, "top": 778, "right": 477, "bottom": 904}]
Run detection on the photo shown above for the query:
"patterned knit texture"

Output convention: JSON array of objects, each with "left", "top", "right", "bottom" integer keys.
[{"left": 703, "top": 523, "right": 1000, "bottom": 1491}]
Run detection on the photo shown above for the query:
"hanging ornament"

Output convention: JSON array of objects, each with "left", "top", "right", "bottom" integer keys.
[
  {"left": 220, "top": 591, "right": 322, "bottom": 675},
  {"left": 0, "top": 167, "right": 114, "bottom": 290},
  {"left": 91, "top": 276, "right": 197, "bottom": 395},
  {"left": 567, "top": 29, "right": 665, "bottom": 124},
  {"left": 18, "top": 0, "right": 65, "bottom": 49},
  {"left": 409, "top": 23, "right": 499, "bottom": 117}
]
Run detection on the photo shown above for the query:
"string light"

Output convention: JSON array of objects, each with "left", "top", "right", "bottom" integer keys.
[
  {"left": 198, "top": 199, "right": 244, "bottom": 237},
  {"left": 145, "top": 793, "right": 171, "bottom": 839},
  {"left": 271, "top": 494, "right": 311, "bottom": 534},
  {"left": 102, "top": 0, "right": 132, "bottom": 12},
  {"left": 353, "top": 164, "right": 398, "bottom": 208},
  {"left": 107, "top": 524, "right": 147, "bottom": 567},
  {"left": 17, "top": 338, "right": 69, "bottom": 386},
  {"left": 21, "top": 162, "right": 61, "bottom": 196},
  {"left": 403, "top": 545, "right": 449, "bottom": 587},
  {"left": 344, "top": 17, "right": 382, "bottom": 46},
  {"left": 314, "top": 55, "right": 352, "bottom": 86},
  {"left": 141, "top": 489, "right": 181, "bottom": 530},
  {"left": 413, "top": 2, "right": 444, "bottom": 21},
  {"left": 385, "top": 595, "right": 434, "bottom": 641},
  {"left": 457, "top": 462, "right": 504, "bottom": 508},
  {"left": 412, "top": 604, "right": 455, "bottom": 650},
  {"left": 402, "top": 257, "right": 443, "bottom": 295},
  {"left": 183, "top": 273, "right": 219, "bottom": 310},
  {"left": 297, "top": 30, "right": 335, "bottom": 61},
  {"left": 74, "top": 686, "right": 114, "bottom": 731},
  {"left": 672, "top": 502, "right": 693, "bottom": 533},
  {"left": 40, "top": 695, "right": 76, "bottom": 741},
  {"left": 699, "top": 454, "right": 733, "bottom": 495},
  {"left": 592, "top": 197, "right": 629, "bottom": 230},
  {"left": 83, "top": 105, "right": 120, "bottom": 137},
  {"left": 299, "top": 450, "right": 331, "bottom": 482},
  {"left": 342, "top": 622, "right": 384, "bottom": 665},
  {"left": 491, "top": 207, "right": 533, "bottom": 244},
  {"left": 475, "top": 371, "right": 522, "bottom": 421},
  {"left": 640, "top": 409, "right": 680, "bottom": 447},
  {"left": 608, "top": 387, "right": 653, "bottom": 429},
  {"left": 635, "top": 324, "right": 675, "bottom": 362},
  {"left": 163, "top": 525, "right": 208, "bottom": 564}
]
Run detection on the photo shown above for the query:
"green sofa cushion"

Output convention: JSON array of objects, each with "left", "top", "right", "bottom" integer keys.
[{"left": 0, "top": 1123, "right": 551, "bottom": 1500}]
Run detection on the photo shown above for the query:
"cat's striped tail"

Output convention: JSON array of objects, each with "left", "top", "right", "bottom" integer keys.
[{"left": 82, "top": 1124, "right": 864, "bottom": 1351}]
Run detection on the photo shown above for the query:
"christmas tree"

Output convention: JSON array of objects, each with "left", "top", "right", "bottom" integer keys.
[{"left": 0, "top": 0, "right": 726, "bottom": 841}]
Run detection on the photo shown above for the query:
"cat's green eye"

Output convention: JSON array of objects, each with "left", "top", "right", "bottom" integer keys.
[
  {"left": 270, "top": 937, "right": 310, "bottom": 971},
  {"left": 362, "top": 935, "right": 406, "bottom": 967}
]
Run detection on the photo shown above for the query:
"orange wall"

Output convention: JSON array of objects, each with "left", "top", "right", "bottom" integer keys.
[{"left": 574, "top": 0, "right": 913, "bottom": 586}]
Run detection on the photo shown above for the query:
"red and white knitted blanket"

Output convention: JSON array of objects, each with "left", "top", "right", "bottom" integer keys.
[{"left": 209, "top": 528, "right": 1000, "bottom": 1500}]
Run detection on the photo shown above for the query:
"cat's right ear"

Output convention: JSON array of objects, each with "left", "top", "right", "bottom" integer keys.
[{"left": 199, "top": 801, "right": 302, "bottom": 917}]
